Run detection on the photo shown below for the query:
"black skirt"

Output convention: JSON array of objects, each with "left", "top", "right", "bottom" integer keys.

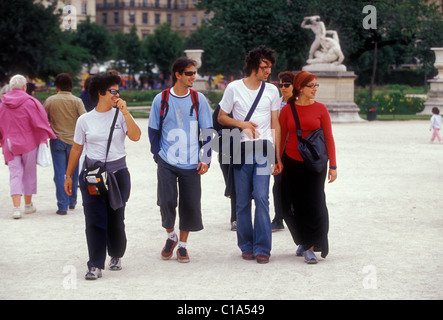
[{"left": 281, "top": 153, "right": 329, "bottom": 258}]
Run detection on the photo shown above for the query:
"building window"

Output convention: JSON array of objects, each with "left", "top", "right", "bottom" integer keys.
[
  {"left": 102, "top": 13, "right": 107, "bottom": 25},
  {"left": 114, "top": 0, "right": 119, "bottom": 8},
  {"left": 143, "top": 13, "right": 148, "bottom": 24},
  {"left": 81, "top": 2, "right": 87, "bottom": 15},
  {"left": 167, "top": 14, "right": 172, "bottom": 23},
  {"left": 192, "top": 15, "right": 197, "bottom": 26},
  {"left": 180, "top": 15, "right": 185, "bottom": 26},
  {"left": 167, "top": 0, "right": 172, "bottom": 9},
  {"left": 155, "top": 13, "right": 160, "bottom": 25},
  {"left": 155, "top": 0, "right": 160, "bottom": 8},
  {"left": 130, "top": 0, "right": 135, "bottom": 7},
  {"left": 129, "top": 12, "right": 135, "bottom": 24},
  {"left": 143, "top": 0, "right": 148, "bottom": 7},
  {"left": 114, "top": 12, "right": 119, "bottom": 24}
]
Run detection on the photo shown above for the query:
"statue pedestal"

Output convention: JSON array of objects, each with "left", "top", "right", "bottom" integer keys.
[
  {"left": 418, "top": 48, "right": 443, "bottom": 115},
  {"left": 184, "top": 49, "right": 207, "bottom": 92},
  {"left": 303, "top": 68, "right": 363, "bottom": 122}
]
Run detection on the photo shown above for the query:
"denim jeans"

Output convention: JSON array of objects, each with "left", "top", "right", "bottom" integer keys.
[
  {"left": 233, "top": 151, "right": 272, "bottom": 257},
  {"left": 50, "top": 139, "right": 78, "bottom": 211}
]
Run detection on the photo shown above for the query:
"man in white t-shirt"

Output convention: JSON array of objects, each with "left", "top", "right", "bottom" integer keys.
[{"left": 217, "top": 45, "right": 283, "bottom": 264}]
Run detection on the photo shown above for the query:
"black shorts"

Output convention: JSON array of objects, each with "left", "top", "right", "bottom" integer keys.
[{"left": 156, "top": 156, "right": 203, "bottom": 232}]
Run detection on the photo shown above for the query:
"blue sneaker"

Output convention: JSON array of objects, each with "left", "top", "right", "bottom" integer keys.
[
  {"left": 296, "top": 245, "right": 305, "bottom": 256},
  {"left": 303, "top": 250, "right": 318, "bottom": 264}
]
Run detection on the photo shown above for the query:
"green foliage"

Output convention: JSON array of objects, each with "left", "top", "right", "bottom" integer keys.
[
  {"left": 112, "top": 26, "right": 143, "bottom": 75},
  {"left": 143, "top": 23, "right": 184, "bottom": 77},
  {"left": 355, "top": 87, "right": 425, "bottom": 115},
  {"left": 73, "top": 16, "right": 112, "bottom": 70},
  {"left": 119, "top": 90, "right": 161, "bottom": 103},
  {"left": 0, "top": 0, "right": 62, "bottom": 82}
]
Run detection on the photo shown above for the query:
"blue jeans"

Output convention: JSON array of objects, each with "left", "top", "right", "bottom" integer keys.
[
  {"left": 233, "top": 152, "right": 272, "bottom": 257},
  {"left": 50, "top": 139, "right": 78, "bottom": 211}
]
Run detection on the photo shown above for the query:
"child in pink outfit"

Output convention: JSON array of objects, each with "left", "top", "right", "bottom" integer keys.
[{"left": 430, "top": 107, "right": 442, "bottom": 143}]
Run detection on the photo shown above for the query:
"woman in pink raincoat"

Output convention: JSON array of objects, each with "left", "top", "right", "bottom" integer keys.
[{"left": 0, "top": 75, "right": 56, "bottom": 219}]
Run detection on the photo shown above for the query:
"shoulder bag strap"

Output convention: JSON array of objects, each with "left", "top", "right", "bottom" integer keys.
[
  {"left": 289, "top": 100, "right": 303, "bottom": 142},
  {"left": 244, "top": 81, "right": 266, "bottom": 122},
  {"left": 104, "top": 108, "right": 120, "bottom": 166}
]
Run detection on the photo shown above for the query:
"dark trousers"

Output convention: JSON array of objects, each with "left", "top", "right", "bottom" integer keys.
[
  {"left": 157, "top": 156, "right": 203, "bottom": 232},
  {"left": 219, "top": 161, "right": 236, "bottom": 223},
  {"left": 281, "top": 153, "right": 329, "bottom": 258},
  {"left": 79, "top": 168, "right": 131, "bottom": 269}
]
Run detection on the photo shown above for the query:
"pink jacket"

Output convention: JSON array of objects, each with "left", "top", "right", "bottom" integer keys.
[{"left": 0, "top": 89, "right": 56, "bottom": 164}]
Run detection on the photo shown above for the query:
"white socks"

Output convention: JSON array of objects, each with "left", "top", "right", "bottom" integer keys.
[
  {"left": 168, "top": 231, "right": 177, "bottom": 242},
  {"left": 167, "top": 231, "right": 187, "bottom": 248}
]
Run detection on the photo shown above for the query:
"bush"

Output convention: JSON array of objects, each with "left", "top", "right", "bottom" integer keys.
[{"left": 355, "top": 88, "right": 425, "bottom": 115}]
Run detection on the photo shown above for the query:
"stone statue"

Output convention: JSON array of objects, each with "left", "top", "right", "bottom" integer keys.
[
  {"left": 301, "top": 16, "right": 326, "bottom": 60},
  {"left": 302, "top": 16, "right": 345, "bottom": 70},
  {"left": 307, "top": 30, "right": 344, "bottom": 65}
]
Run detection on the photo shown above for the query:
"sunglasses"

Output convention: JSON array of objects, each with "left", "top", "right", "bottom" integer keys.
[
  {"left": 278, "top": 83, "right": 292, "bottom": 88},
  {"left": 183, "top": 71, "right": 197, "bottom": 76},
  {"left": 107, "top": 89, "right": 120, "bottom": 95},
  {"left": 305, "top": 83, "right": 320, "bottom": 88}
]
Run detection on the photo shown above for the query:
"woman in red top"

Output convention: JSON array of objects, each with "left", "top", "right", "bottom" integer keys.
[{"left": 279, "top": 71, "right": 337, "bottom": 264}]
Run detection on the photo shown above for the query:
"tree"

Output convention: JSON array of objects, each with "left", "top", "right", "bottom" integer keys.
[
  {"left": 73, "top": 16, "right": 112, "bottom": 73},
  {"left": 0, "top": 0, "right": 62, "bottom": 82},
  {"left": 196, "top": 0, "right": 307, "bottom": 77},
  {"left": 142, "top": 23, "right": 184, "bottom": 79},
  {"left": 112, "top": 25, "right": 143, "bottom": 80}
]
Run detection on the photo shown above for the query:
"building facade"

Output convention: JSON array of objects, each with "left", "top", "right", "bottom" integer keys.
[{"left": 96, "top": 0, "right": 207, "bottom": 38}]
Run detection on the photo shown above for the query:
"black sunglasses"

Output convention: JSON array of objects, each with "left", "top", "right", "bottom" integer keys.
[
  {"left": 183, "top": 71, "right": 197, "bottom": 76},
  {"left": 107, "top": 89, "right": 120, "bottom": 95},
  {"left": 278, "top": 83, "right": 292, "bottom": 88}
]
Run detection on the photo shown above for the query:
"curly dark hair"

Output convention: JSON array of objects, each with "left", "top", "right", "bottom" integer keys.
[
  {"left": 243, "top": 45, "right": 276, "bottom": 77},
  {"left": 88, "top": 72, "right": 121, "bottom": 104}
]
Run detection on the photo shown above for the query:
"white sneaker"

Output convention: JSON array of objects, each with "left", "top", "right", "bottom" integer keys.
[
  {"left": 85, "top": 267, "right": 102, "bottom": 280},
  {"left": 24, "top": 202, "right": 36, "bottom": 214},
  {"left": 12, "top": 207, "right": 21, "bottom": 219},
  {"left": 109, "top": 257, "right": 122, "bottom": 271}
]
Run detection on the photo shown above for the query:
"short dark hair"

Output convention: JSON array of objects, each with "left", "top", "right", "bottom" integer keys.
[
  {"left": 88, "top": 72, "right": 121, "bottom": 104},
  {"left": 243, "top": 45, "right": 276, "bottom": 77},
  {"left": 278, "top": 71, "right": 294, "bottom": 84},
  {"left": 432, "top": 107, "right": 440, "bottom": 115},
  {"left": 171, "top": 57, "right": 196, "bottom": 85},
  {"left": 54, "top": 73, "right": 73, "bottom": 92}
]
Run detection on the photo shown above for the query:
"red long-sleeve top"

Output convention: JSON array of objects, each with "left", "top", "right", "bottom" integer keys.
[{"left": 280, "top": 101, "right": 337, "bottom": 168}]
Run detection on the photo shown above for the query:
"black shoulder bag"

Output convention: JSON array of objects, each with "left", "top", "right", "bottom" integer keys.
[
  {"left": 217, "top": 81, "right": 266, "bottom": 164},
  {"left": 289, "top": 101, "right": 329, "bottom": 173},
  {"left": 84, "top": 108, "right": 119, "bottom": 196},
  {"left": 221, "top": 81, "right": 266, "bottom": 198}
]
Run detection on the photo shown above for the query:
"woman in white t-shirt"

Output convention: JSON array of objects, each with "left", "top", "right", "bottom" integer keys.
[{"left": 64, "top": 72, "right": 141, "bottom": 280}]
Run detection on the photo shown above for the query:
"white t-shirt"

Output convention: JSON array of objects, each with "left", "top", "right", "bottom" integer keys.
[
  {"left": 219, "top": 79, "right": 280, "bottom": 142},
  {"left": 74, "top": 108, "right": 128, "bottom": 162},
  {"left": 430, "top": 114, "right": 443, "bottom": 129}
]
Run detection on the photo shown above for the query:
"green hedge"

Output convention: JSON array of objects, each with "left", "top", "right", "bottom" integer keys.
[{"left": 355, "top": 89, "right": 425, "bottom": 115}]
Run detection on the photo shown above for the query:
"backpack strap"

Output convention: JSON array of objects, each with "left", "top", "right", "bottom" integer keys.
[
  {"left": 159, "top": 88, "right": 170, "bottom": 133},
  {"left": 189, "top": 89, "right": 199, "bottom": 118}
]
